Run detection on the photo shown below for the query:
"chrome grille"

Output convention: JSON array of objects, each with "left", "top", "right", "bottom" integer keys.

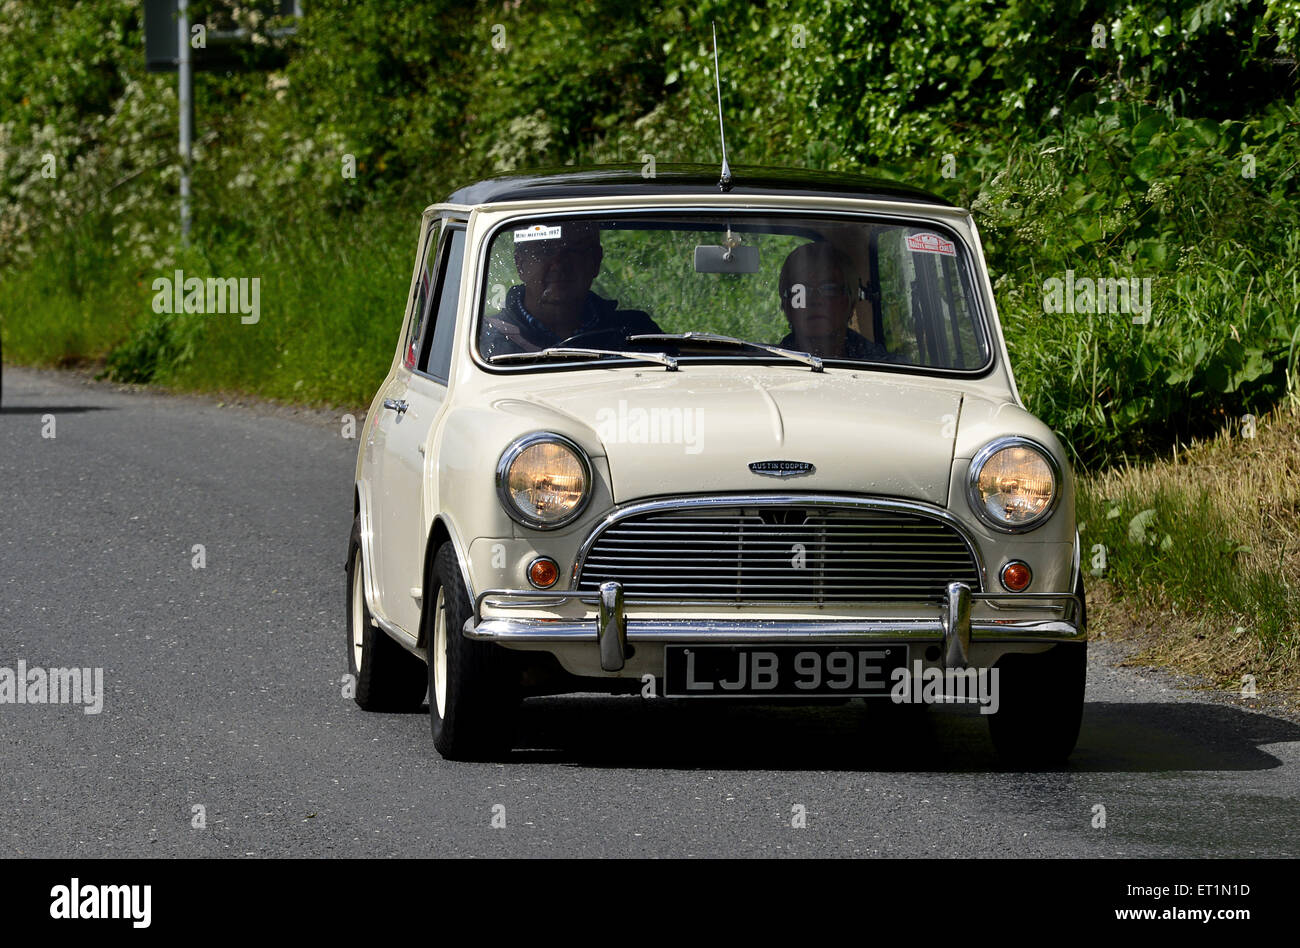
[{"left": 576, "top": 504, "right": 981, "bottom": 602}]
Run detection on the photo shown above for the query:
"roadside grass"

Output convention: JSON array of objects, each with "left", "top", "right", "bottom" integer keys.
[
  {"left": 155, "top": 205, "right": 414, "bottom": 406},
  {"left": 1078, "top": 403, "right": 1300, "bottom": 711},
  {"left": 0, "top": 219, "right": 148, "bottom": 369},
  {"left": 1, "top": 204, "right": 415, "bottom": 409}
]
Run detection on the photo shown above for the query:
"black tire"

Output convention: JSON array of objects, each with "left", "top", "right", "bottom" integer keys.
[
  {"left": 426, "top": 543, "right": 519, "bottom": 760},
  {"left": 346, "top": 517, "right": 428, "bottom": 712},
  {"left": 986, "top": 576, "right": 1087, "bottom": 766}
]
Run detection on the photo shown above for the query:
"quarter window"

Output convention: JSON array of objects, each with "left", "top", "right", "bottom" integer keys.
[
  {"left": 419, "top": 226, "right": 466, "bottom": 381},
  {"left": 403, "top": 222, "right": 441, "bottom": 370}
]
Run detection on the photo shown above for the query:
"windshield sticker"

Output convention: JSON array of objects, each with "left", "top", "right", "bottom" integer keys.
[
  {"left": 906, "top": 232, "right": 956, "bottom": 256},
  {"left": 514, "top": 224, "right": 563, "bottom": 243}
]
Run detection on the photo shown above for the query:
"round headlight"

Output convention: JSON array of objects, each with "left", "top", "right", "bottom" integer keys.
[
  {"left": 496, "top": 434, "right": 592, "bottom": 529},
  {"left": 967, "top": 438, "right": 1059, "bottom": 532}
]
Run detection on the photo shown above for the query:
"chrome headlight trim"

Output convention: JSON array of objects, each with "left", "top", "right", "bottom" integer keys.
[
  {"left": 495, "top": 432, "right": 593, "bottom": 530},
  {"left": 966, "top": 436, "right": 1061, "bottom": 534}
]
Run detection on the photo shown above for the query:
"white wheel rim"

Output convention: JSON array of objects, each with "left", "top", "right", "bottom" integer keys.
[
  {"left": 432, "top": 587, "right": 448, "bottom": 717},
  {"left": 350, "top": 552, "right": 365, "bottom": 673}
]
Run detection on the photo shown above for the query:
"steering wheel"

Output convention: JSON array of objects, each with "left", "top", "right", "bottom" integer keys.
[{"left": 554, "top": 327, "right": 630, "bottom": 348}]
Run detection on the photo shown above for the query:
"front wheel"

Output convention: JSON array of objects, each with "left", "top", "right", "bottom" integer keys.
[
  {"left": 986, "top": 641, "right": 1086, "bottom": 766},
  {"left": 427, "top": 543, "right": 519, "bottom": 760},
  {"left": 987, "top": 575, "right": 1087, "bottom": 765}
]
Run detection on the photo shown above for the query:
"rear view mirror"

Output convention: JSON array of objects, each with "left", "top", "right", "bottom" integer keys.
[{"left": 694, "top": 244, "right": 760, "bottom": 274}]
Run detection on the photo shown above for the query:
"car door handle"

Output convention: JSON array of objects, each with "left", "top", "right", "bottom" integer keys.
[{"left": 382, "top": 398, "right": 409, "bottom": 414}]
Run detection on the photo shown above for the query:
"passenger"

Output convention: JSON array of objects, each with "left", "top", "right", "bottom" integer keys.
[{"left": 777, "top": 241, "right": 893, "bottom": 362}]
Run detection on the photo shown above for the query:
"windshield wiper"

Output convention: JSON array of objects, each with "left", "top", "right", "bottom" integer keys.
[
  {"left": 627, "top": 333, "right": 824, "bottom": 372},
  {"left": 489, "top": 347, "right": 679, "bottom": 371}
]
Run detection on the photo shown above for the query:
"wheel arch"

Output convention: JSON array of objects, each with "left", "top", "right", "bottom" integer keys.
[
  {"left": 418, "top": 515, "right": 475, "bottom": 648},
  {"left": 353, "top": 480, "right": 383, "bottom": 621}
]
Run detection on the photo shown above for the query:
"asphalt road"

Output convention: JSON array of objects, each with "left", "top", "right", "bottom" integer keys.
[{"left": 2, "top": 366, "right": 1298, "bottom": 858}]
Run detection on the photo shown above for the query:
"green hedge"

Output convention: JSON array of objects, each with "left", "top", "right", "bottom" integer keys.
[{"left": 2, "top": 0, "right": 1297, "bottom": 464}]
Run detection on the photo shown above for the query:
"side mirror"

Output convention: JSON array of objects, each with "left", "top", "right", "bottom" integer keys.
[{"left": 693, "top": 244, "right": 760, "bottom": 274}]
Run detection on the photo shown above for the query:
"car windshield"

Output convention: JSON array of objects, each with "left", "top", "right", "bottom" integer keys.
[{"left": 476, "top": 213, "right": 991, "bottom": 371}]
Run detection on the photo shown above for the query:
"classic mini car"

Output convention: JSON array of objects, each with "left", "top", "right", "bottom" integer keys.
[{"left": 347, "top": 165, "right": 1086, "bottom": 764}]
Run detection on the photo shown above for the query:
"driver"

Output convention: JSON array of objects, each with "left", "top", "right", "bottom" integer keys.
[
  {"left": 482, "top": 221, "right": 660, "bottom": 358},
  {"left": 777, "top": 241, "right": 895, "bottom": 362}
]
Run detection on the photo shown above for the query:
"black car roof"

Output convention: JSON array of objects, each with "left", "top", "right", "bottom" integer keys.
[{"left": 443, "top": 164, "right": 954, "bottom": 208}]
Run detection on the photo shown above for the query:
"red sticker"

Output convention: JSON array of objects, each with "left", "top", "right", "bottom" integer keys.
[{"left": 906, "top": 232, "right": 956, "bottom": 256}]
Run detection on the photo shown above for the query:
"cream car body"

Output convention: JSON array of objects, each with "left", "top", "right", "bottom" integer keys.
[{"left": 347, "top": 166, "right": 1086, "bottom": 763}]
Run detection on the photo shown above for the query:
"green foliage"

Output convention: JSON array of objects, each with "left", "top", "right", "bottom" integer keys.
[
  {"left": 99, "top": 201, "right": 411, "bottom": 404},
  {"left": 975, "top": 96, "right": 1300, "bottom": 465},
  {"left": 2, "top": 0, "right": 1298, "bottom": 465}
]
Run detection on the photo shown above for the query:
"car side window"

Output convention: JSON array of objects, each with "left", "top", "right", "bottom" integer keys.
[
  {"left": 419, "top": 225, "right": 466, "bottom": 382},
  {"left": 403, "top": 222, "right": 441, "bottom": 370},
  {"left": 875, "top": 228, "right": 985, "bottom": 369}
]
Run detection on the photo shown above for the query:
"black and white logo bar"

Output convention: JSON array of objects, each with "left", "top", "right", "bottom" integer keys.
[{"left": 748, "top": 460, "right": 815, "bottom": 477}]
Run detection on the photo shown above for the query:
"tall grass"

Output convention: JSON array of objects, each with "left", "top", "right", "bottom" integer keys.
[
  {"left": 0, "top": 213, "right": 148, "bottom": 368},
  {"left": 160, "top": 204, "right": 415, "bottom": 405},
  {"left": 1078, "top": 405, "right": 1300, "bottom": 694},
  {"left": 2, "top": 202, "right": 416, "bottom": 408}
]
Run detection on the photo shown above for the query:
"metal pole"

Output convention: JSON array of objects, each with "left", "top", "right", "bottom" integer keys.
[{"left": 178, "top": 0, "right": 192, "bottom": 244}]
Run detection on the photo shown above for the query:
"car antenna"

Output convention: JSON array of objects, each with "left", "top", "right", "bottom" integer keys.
[{"left": 712, "top": 22, "right": 733, "bottom": 193}]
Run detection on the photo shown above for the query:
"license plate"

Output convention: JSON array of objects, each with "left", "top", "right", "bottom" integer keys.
[{"left": 663, "top": 645, "right": 907, "bottom": 697}]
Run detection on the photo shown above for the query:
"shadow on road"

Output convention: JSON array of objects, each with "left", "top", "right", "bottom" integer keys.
[
  {"left": 0, "top": 405, "right": 111, "bottom": 415},
  {"left": 476, "top": 695, "right": 1300, "bottom": 773}
]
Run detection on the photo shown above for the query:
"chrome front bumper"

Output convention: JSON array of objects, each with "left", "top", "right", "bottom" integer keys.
[{"left": 466, "top": 582, "right": 1084, "bottom": 673}]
